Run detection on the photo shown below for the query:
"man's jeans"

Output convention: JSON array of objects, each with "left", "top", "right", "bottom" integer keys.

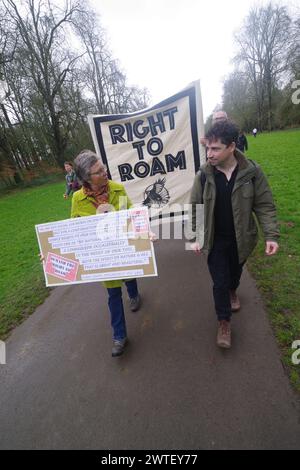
[
  {"left": 107, "top": 279, "right": 139, "bottom": 340},
  {"left": 207, "top": 237, "right": 244, "bottom": 321}
]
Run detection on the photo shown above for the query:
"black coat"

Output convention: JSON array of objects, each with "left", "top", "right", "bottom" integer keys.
[{"left": 237, "top": 134, "right": 248, "bottom": 152}]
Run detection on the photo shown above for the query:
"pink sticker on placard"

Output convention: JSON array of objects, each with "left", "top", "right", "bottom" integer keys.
[
  {"left": 45, "top": 252, "right": 79, "bottom": 282},
  {"left": 131, "top": 209, "right": 149, "bottom": 234}
]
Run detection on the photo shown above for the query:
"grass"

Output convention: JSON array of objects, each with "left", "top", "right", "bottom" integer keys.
[
  {"left": 246, "top": 128, "right": 300, "bottom": 392},
  {"left": 0, "top": 181, "right": 72, "bottom": 338},
  {"left": 0, "top": 129, "right": 300, "bottom": 392}
]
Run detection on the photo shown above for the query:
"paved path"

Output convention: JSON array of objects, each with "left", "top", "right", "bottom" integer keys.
[{"left": 1, "top": 226, "right": 300, "bottom": 449}]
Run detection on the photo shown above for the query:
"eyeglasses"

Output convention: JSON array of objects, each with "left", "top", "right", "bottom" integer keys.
[{"left": 90, "top": 167, "right": 107, "bottom": 176}]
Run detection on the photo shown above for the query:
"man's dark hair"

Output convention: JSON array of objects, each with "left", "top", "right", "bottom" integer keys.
[
  {"left": 205, "top": 120, "right": 239, "bottom": 147},
  {"left": 64, "top": 161, "right": 73, "bottom": 167}
]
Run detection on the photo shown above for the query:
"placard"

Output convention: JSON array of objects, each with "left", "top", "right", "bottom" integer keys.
[{"left": 36, "top": 208, "right": 157, "bottom": 287}]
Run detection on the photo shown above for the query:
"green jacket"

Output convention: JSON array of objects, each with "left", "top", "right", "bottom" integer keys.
[
  {"left": 71, "top": 180, "right": 132, "bottom": 288},
  {"left": 189, "top": 150, "right": 280, "bottom": 264}
]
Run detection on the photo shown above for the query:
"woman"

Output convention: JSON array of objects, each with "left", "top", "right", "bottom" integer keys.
[
  {"left": 63, "top": 161, "right": 81, "bottom": 198},
  {"left": 72, "top": 149, "right": 142, "bottom": 357}
]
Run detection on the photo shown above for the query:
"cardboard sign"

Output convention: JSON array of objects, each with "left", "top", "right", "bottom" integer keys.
[{"left": 36, "top": 208, "right": 157, "bottom": 287}]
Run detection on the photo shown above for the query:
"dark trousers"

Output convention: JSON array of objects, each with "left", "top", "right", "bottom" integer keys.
[
  {"left": 107, "top": 279, "right": 138, "bottom": 340},
  {"left": 207, "top": 237, "right": 244, "bottom": 321}
]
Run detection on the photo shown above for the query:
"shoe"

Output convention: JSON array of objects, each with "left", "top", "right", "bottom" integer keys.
[
  {"left": 112, "top": 338, "right": 128, "bottom": 357},
  {"left": 217, "top": 320, "right": 231, "bottom": 349},
  {"left": 129, "top": 294, "right": 141, "bottom": 312},
  {"left": 230, "top": 290, "right": 241, "bottom": 312}
]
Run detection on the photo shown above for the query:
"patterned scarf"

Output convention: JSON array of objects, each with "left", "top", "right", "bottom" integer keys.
[{"left": 83, "top": 179, "right": 109, "bottom": 208}]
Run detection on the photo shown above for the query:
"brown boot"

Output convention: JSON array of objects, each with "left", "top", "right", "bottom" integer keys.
[
  {"left": 217, "top": 320, "right": 231, "bottom": 348},
  {"left": 230, "top": 290, "right": 241, "bottom": 312}
]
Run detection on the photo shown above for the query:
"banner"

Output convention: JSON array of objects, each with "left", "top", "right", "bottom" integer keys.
[{"left": 88, "top": 80, "right": 205, "bottom": 220}]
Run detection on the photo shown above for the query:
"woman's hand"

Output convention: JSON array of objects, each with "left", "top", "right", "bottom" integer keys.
[
  {"left": 191, "top": 242, "right": 201, "bottom": 254},
  {"left": 149, "top": 230, "right": 158, "bottom": 242}
]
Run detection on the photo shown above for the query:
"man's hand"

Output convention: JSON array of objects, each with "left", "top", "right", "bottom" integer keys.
[
  {"left": 63, "top": 194, "right": 68, "bottom": 199},
  {"left": 265, "top": 241, "right": 279, "bottom": 256},
  {"left": 191, "top": 242, "right": 201, "bottom": 254}
]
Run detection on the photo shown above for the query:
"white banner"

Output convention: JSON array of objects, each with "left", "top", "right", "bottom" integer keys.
[{"left": 88, "top": 80, "right": 205, "bottom": 220}]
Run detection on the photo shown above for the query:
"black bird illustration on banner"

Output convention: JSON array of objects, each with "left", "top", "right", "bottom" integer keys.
[{"left": 142, "top": 178, "right": 170, "bottom": 209}]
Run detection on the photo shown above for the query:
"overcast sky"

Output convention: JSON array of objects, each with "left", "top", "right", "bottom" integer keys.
[{"left": 90, "top": 0, "right": 298, "bottom": 119}]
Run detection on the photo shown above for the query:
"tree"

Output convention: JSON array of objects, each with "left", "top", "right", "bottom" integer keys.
[
  {"left": 234, "top": 3, "right": 298, "bottom": 131},
  {"left": 2, "top": 0, "right": 84, "bottom": 166},
  {"left": 222, "top": 70, "right": 257, "bottom": 131},
  {"left": 72, "top": 4, "right": 149, "bottom": 114},
  {"left": 0, "top": 0, "right": 150, "bottom": 188}
]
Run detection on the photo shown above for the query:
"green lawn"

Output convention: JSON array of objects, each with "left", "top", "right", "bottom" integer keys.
[
  {"left": 0, "top": 129, "right": 300, "bottom": 391},
  {"left": 0, "top": 181, "right": 72, "bottom": 338},
  {"left": 245, "top": 128, "right": 300, "bottom": 391}
]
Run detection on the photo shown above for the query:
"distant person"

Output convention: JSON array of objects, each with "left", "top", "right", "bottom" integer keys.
[
  {"left": 212, "top": 110, "right": 228, "bottom": 124},
  {"left": 63, "top": 161, "right": 81, "bottom": 199},
  {"left": 252, "top": 128, "right": 258, "bottom": 138},
  {"left": 200, "top": 110, "right": 229, "bottom": 155},
  {"left": 236, "top": 131, "right": 248, "bottom": 153},
  {"left": 71, "top": 150, "right": 155, "bottom": 357},
  {"left": 189, "top": 120, "right": 279, "bottom": 349}
]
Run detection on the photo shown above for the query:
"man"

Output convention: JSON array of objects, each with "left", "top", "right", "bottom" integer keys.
[
  {"left": 212, "top": 110, "right": 228, "bottom": 123},
  {"left": 189, "top": 120, "right": 279, "bottom": 348},
  {"left": 236, "top": 130, "right": 248, "bottom": 153},
  {"left": 200, "top": 110, "right": 228, "bottom": 153}
]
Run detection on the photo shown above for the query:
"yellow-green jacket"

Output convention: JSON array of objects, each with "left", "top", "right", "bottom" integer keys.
[{"left": 71, "top": 180, "right": 132, "bottom": 288}]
